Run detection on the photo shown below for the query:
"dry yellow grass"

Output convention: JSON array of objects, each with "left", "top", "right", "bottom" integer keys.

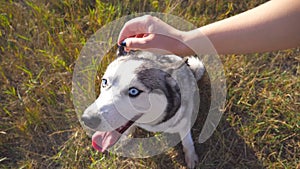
[{"left": 0, "top": 0, "right": 299, "bottom": 168}]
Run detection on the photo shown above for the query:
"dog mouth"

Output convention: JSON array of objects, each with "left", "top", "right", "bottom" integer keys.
[{"left": 92, "top": 115, "right": 141, "bottom": 152}]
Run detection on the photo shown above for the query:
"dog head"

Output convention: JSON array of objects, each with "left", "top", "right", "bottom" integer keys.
[{"left": 81, "top": 50, "right": 204, "bottom": 152}]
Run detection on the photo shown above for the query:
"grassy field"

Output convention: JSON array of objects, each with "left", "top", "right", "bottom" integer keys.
[{"left": 0, "top": 0, "right": 299, "bottom": 168}]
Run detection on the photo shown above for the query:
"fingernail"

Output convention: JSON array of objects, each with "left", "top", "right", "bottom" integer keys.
[{"left": 121, "top": 41, "right": 126, "bottom": 47}]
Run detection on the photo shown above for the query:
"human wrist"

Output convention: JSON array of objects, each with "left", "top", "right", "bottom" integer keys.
[
  {"left": 172, "top": 30, "right": 196, "bottom": 56},
  {"left": 181, "top": 28, "right": 219, "bottom": 55}
]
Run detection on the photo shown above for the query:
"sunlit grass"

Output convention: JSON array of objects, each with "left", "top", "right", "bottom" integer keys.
[{"left": 0, "top": 0, "right": 299, "bottom": 168}]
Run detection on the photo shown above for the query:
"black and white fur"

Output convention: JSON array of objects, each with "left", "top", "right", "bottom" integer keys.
[{"left": 82, "top": 51, "right": 205, "bottom": 168}]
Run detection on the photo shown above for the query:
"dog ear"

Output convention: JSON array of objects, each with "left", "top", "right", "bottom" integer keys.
[
  {"left": 186, "top": 57, "right": 205, "bottom": 81},
  {"left": 117, "top": 45, "right": 138, "bottom": 57},
  {"left": 117, "top": 45, "right": 128, "bottom": 57},
  {"left": 167, "top": 57, "right": 205, "bottom": 81},
  {"left": 165, "top": 57, "right": 188, "bottom": 74}
]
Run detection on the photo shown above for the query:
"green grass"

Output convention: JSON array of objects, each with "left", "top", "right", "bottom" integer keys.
[{"left": 0, "top": 0, "right": 299, "bottom": 168}]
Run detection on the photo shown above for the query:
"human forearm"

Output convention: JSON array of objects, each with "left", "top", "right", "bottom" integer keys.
[
  {"left": 118, "top": 1, "right": 300, "bottom": 56},
  {"left": 191, "top": 0, "right": 300, "bottom": 54}
]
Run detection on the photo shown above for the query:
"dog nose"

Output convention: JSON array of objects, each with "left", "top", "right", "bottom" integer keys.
[{"left": 81, "top": 114, "right": 101, "bottom": 129}]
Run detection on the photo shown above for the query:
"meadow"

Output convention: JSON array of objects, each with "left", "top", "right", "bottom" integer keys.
[{"left": 0, "top": 0, "right": 299, "bottom": 168}]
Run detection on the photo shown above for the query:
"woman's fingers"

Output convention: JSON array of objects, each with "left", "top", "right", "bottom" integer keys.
[{"left": 118, "top": 15, "right": 154, "bottom": 45}]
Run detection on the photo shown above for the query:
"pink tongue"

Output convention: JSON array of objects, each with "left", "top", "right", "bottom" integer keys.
[{"left": 92, "top": 130, "right": 121, "bottom": 152}]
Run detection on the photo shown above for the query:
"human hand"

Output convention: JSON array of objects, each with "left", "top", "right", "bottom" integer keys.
[{"left": 117, "top": 15, "right": 193, "bottom": 56}]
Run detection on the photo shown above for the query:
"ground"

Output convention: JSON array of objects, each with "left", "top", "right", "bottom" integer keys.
[{"left": 0, "top": 0, "right": 299, "bottom": 168}]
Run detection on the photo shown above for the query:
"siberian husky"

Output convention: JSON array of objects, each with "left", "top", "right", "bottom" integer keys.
[{"left": 81, "top": 48, "right": 205, "bottom": 168}]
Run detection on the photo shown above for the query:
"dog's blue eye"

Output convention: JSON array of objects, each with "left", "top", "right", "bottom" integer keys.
[
  {"left": 128, "top": 87, "right": 142, "bottom": 97},
  {"left": 101, "top": 79, "right": 108, "bottom": 87}
]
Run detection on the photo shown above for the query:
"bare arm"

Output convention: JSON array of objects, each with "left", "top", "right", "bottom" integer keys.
[
  {"left": 118, "top": 0, "right": 300, "bottom": 55},
  {"left": 196, "top": 0, "right": 300, "bottom": 54}
]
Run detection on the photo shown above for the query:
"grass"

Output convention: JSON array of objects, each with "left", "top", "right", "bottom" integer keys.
[{"left": 0, "top": 0, "right": 299, "bottom": 168}]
